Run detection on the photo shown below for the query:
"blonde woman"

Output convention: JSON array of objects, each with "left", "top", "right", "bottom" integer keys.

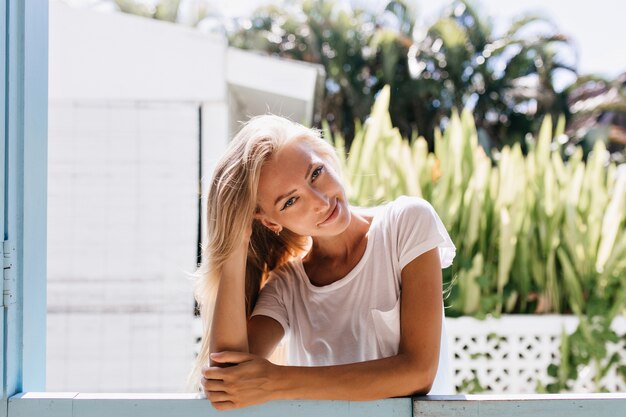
[{"left": 189, "top": 115, "right": 456, "bottom": 409}]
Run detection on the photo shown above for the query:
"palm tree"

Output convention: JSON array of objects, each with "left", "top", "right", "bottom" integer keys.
[
  {"left": 405, "top": 0, "right": 576, "bottom": 152},
  {"left": 228, "top": 0, "right": 382, "bottom": 143},
  {"left": 565, "top": 73, "right": 626, "bottom": 163},
  {"left": 111, "top": 0, "right": 580, "bottom": 153}
]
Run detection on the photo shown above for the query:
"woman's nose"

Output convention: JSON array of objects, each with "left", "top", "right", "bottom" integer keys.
[{"left": 310, "top": 188, "right": 330, "bottom": 213}]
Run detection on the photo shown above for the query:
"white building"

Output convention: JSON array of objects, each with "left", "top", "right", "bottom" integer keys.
[{"left": 47, "top": 0, "right": 323, "bottom": 392}]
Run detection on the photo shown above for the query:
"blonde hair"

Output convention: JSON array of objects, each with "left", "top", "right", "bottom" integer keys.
[{"left": 187, "top": 115, "right": 341, "bottom": 392}]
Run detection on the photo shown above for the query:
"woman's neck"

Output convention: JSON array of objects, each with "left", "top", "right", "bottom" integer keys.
[{"left": 305, "top": 209, "right": 372, "bottom": 265}]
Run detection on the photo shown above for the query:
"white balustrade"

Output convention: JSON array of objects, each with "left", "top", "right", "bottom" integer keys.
[{"left": 192, "top": 315, "right": 626, "bottom": 393}]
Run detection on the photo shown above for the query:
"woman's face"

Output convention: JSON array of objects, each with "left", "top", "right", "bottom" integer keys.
[{"left": 255, "top": 139, "right": 350, "bottom": 237}]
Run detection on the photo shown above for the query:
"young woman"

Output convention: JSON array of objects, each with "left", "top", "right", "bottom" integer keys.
[{"left": 188, "top": 115, "right": 456, "bottom": 410}]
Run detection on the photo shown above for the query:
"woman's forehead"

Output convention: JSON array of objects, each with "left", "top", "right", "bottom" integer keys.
[{"left": 269, "top": 140, "right": 319, "bottom": 166}]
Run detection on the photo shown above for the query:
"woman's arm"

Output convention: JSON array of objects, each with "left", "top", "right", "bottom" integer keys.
[
  {"left": 207, "top": 233, "right": 284, "bottom": 371},
  {"left": 208, "top": 240, "right": 250, "bottom": 357},
  {"left": 248, "top": 315, "right": 284, "bottom": 358},
  {"left": 203, "top": 247, "right": 443, "bottom": 409}
]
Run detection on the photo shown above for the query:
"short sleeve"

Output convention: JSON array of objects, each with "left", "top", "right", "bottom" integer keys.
[
  {"left": 250, "top": 274, "right": 290, "bottom": 334},
  {"left": 393, "top": 196, "right": 456, "bottom": 270}
]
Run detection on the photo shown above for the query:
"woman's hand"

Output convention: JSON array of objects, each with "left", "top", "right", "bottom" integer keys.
[{"left": 201, "top": 351, "right": 281, "bottom": 410}]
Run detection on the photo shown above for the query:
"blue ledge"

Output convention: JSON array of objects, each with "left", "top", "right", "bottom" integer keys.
[{"left": 9, "top": 392, "right": 626, "bottom": 417}]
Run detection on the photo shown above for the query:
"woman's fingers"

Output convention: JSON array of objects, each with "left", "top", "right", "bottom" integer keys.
[
  {"left": 200, "top": 353, "right": 276, "bottom": 409},
  {"left": 211, "top": 401, "right": 236, "bottom": 411},
  {"left": 201, "top": 378, "right": 235, "bottom": 406},
  {"left": 205, "top": 390, "right": 230, "bottom": 403},
  {"left": 200, "top": 377, "right": 225, "bottom": 392},
  {"left": 202, "top": 364, "right": 229, "bottom": 380}
]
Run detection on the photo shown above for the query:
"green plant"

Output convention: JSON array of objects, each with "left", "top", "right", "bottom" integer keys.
[
  {"left": 113, "top": 0, "right": 181, "bottom": 22},
  {"left": 565, "top": 73, "right": 626, "bottom": 164},
  {"left": 231, "top": 0, "right": 576, "bottom": 151},
  {"left": 326, "top": 85, "right": 626, "bottom": 391},
  {"left": 328, "top": 85, "right": 626, "bottom": 318},
  {"left": 542, "top": 319, "right": 626, "bottom": 393}
]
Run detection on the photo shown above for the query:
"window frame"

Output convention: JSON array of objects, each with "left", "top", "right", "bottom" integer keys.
[
  {"left": 3, "top": 0, "right": 48, "bottom": 401},
  {"left": 4, "top": 2, "right": 626, "bottom": 417}
]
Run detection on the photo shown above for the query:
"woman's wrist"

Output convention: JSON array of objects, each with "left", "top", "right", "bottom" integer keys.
[
  {"left": 222, "top": 242, "right": 248, "bottom": 277},
  {"left": 270, "top": 365, "right": 300, "bottom": 400}
]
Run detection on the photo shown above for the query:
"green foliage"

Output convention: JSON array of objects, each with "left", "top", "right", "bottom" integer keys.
[
  {"left": 114, "top": 0, "right": 626, "bottom": 161},
  {"left": 332, "top": 85, "right": 626, "bottom": 391},
  {"left": 330, "top": 85, "right": 626, "bottom": 318},
  {"left": 459, "top": 372, "right": 486, "bottom": 393},
  {"left": 565, "top": 74, "right": 626, "bottom": 164},
  {"left": 229, "top": 0, "right": 576, "bottom": 150},
  {"left": 229, "top": 0, "right": 381, "bottom": 142},
  {"left": 114, "top": 0, "right": 181, "bottom": 22},
  {"left": 541, "top": 317, "right": 625, "bottom": 393}
]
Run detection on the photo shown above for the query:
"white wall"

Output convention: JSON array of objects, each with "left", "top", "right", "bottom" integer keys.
[
  {"left": 49, "top": 1, "right": 226, "bottom": 102},
  {"left": 47, "top": 0, "right": 320, "bottom": 393},
  {"left": 47, "top": 101, "right": 201, "bottom": 392},
  {"left": 47, "top": 1, "right": 228, "bottom": 392}
]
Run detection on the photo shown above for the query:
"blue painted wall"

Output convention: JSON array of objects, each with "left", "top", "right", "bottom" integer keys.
[
  {"left": 2, "top": 0, "right": 48, "bottom": 404},
  {"left": 21, "top": 0, "right": 48, "bottom": 393},
  {"left": 1, "top": 0, "right": 7, "bottom": 414}
]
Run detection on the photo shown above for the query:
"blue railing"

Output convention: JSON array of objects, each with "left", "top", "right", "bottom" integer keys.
[{"left": 10, "top": 393, "right": 626, "bottom": 417}]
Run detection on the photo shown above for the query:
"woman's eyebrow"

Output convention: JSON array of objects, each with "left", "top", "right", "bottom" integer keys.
[
  {"left": 273, "top": 163, "right": 315, "bottom": 206},
  {"left": 274, "top": 189, "right": 296, "bottom": 206}
]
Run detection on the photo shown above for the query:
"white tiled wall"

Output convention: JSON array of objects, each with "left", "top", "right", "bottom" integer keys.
[{"left": 47, "top": 101, "right": 200, "bottom": 392}]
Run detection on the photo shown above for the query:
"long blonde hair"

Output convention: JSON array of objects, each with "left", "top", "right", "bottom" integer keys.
[{"left": 187, "top": 115, "right": 341, "bottom": 392}]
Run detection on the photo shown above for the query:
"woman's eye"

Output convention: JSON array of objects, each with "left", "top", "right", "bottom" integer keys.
[
  {"left": 281, "top": 197, "right": 297, "bottom": 210},
  {"left": 311, "top": 165, "right": 324, "bottom": 180}
]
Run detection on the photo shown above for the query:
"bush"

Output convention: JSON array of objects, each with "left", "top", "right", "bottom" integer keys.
[
  {"left": 328, "top": 85, "right": 626, "bottom": 392},
  {"left": 327, "top": 85, "right": 626, "bottom": 318}
]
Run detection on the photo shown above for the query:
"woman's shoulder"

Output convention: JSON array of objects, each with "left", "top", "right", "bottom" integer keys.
[
  {"left": 389, "top": 195, "right": 434, "bottom": 212},
  {"left": 264, "top": 257, "right": 304, "bottom": 288},
  {"left": 354, "top": 196, "right": 435, "bottom": 225}
]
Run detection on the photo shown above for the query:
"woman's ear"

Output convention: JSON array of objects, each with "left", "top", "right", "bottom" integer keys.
[{"left": 254, "top": 212, "right": 280, "bottom": 231}]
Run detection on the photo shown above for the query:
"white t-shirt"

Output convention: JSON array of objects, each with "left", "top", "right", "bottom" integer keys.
[{"left": 251, "top": 196, "right": 457, "bottom": 394}]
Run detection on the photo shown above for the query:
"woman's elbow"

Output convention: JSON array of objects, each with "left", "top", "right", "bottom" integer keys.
[
  {"left": 402, "top": 356, "right": 438, "bottom": 396},
  {"left": 410, "top": 383, "right": 432, "bottom": 396},
  {"left": 408, "top": 375, "right": 434, "bottom": 396}
]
